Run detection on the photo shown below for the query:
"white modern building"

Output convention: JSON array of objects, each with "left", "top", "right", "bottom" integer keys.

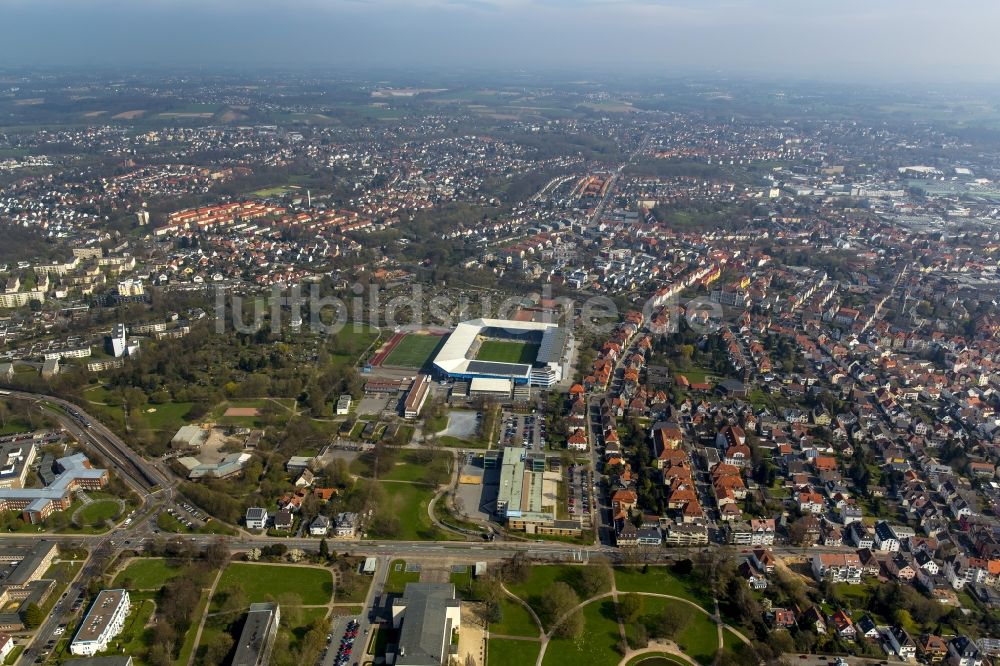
[
  {"left": 70, "top": 589, "right": 131, "bottom": 656},
  {"left": 245, "top": 507, "right": 268, "bottom": 530}
]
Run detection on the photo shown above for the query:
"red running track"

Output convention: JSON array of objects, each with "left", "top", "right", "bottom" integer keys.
[{"left": 369, "top": 331, "right": 407, "bottom": 367}]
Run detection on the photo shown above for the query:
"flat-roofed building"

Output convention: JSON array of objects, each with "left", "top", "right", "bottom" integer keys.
[
  {"left": 70, "top": 589, "right": 130, "bottom": 656},
  {"left": 403, "top": 374, "right": 431, "bottom": 419},
  {"left": 391, "top": 583, "right": 461, "bottom": 666},
  {"left": 495, "top": 446, "right": 580, "bottom": 536},
  {"left": 0, "top": 443, "right": 36, "bottom": 489},
  {"left": 233, "top": 602, "right": 280, "bottom": 666},
  {"left": 468, "top": 377, "right": 513, "bottom": 399}
]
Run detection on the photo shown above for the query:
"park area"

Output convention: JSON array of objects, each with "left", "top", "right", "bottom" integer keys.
[
  {"left": 195, "top": 562, "right": 335, "bottom": 665},
  {"left": 488, "top": 638, "right": 541, "bottom": 666},
  {"left": 495, "top": 564, "right": 729, "bottom": 666},
  {"left": 213, "top": 562, "right": 333, "bottom": 606},
  {"left": 475, "top": 339, "right": 539, "bottom": 364},
  {"left": 114, "top": 558, "right": 193, "bottom": 589}
]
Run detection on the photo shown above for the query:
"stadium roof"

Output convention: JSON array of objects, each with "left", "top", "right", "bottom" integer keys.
[
  {"left": 433, "top": 318, "right": 560, "bottom": 378},
  {"left": 536, "top": 327, "right": 568, "bottom": 364}
]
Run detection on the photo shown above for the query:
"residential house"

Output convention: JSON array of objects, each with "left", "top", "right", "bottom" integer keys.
[
  {"left": 245, "top": 507, "right": 268, "bottom": 530},
  {"left": 874, "top": 521, "right": 901, "bottom": 552},
  {"left": 949, "top": 636, "right": 983, "bottom": 666},
  {"left": 830, "top": 609, "right": 856, "bottom": 640},
  {"left": 888, "top": 626, "right": 917, "bottom": 661},
  {"left": 309, "top": 515, "right": 330, "bottom": 536},
  {"left": 273, "top": 510, "right": 293, "bottom": 532},
  {"left": 812, "top": 553, "right": 862, "bottom": 584}
]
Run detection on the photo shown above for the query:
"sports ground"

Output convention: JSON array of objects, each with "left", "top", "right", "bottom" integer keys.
[
  {"left": 475, "top": 340, "right": 539, "bottom": 364},
  {"left": 371, "top": 332, "right": 445, "bottom": 369}
]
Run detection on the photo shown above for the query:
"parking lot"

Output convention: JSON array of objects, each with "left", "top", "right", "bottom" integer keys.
[
  {"left": 454, "top": 453, "right": 497, "bottom": 523},
  {"left": 356, "top": 395, "right": 390, "bottom": 416},
  {"left": 566, "top": 462, "right": 593, "bottom": 527},
  {"left": 322, "top": 616, "right": 361, "bottom": 666},
  {"left": 500, "top": 412, "right": 546, "bottom": 451}
]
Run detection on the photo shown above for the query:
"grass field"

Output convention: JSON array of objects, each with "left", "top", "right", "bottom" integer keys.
[
  {"left": 490, "top": 597, "right": 540, "bottom": 637},
  {"left": 613, "top": 567, "right": 713, "bottom": 610},
  {"left": 722, "top": 627, "right": 744, "bottom": 650},
  {"left": 0, "top": 419, "right": 32, "bottom": 435},
  {"left": 211, "top": 398, "right": 294, "bottom": 427},
  {"left": 383, "top": 334, "right": 444, "bottom": 369},
  {"left": 252, "top": 185, "right": 294, "bottom": 197},
  {"left": 542, "top": 599, "right": 621, "bottom": 666},
  {"left": 156, "top": 511, "right": 237, "bottom": 536},
  {"left": 627, "top": 596, "right": 719, "bottom": 664},
  {"left": 353, "top": 449, "right": 450, "bottom": 483},
  {"left": 215, "top": 563, "right": 333, "bottom": 607},
  {"left": 78, "top": 499, "right": 120, "bottom": 526},
  {"left": 142, "top": 401, "right": 194, "bottom": 430},
  {"left": 3, "top": 645, "right": 23, "bottom": 665},
  {"left": 176, "top": 590, "right": 210, "bottom": 665},
  {"left": 475, "top": 340, "right": 539, "bottom": 364},
  {"left": 489, "top": 638, "right": 542, "bottom": 666},
  {"left": 368, "top": 481, "right": 447, "bottom": 541},
  {"left": 113, "top": 558, "right": 191, "bottom": 590},
  {"left": 113, "top": 598, "right": 157, "bottom": 658},
  {"left": 507, "top": 565, "right": 611, "bottom": 628},
  {"left": 384, "top": 559, "right": 421, "bottom": 594}
]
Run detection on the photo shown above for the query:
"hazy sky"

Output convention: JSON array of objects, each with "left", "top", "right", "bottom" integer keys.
[{"left": 3, "top": 0, "right": 999, "bottom": 83}]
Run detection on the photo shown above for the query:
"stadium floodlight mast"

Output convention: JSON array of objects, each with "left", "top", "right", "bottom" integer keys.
[{"left": 214, "top": 281, "right": 721, "bottom": 338}]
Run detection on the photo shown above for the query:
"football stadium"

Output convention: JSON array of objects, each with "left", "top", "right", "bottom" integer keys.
[{"left": 432, "top": 318, "right": 568, "bottom": 387}]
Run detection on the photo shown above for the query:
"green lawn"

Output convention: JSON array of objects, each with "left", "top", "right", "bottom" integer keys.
[
  {"left": 142, "top": 401, "right": 194, "bottom": 430},
  {"left": 210, "top": 398, "right": 294, "bottom": 427},
  {"left": 156, "top": 511, "right": 237, "bottom": 536},
  {"left": 628, "top": 596, "right": 719, "bottom": 664},
  {"left": 113, "top": 558, "right": 191, "bottom": 590},
  {"left": 3, "top": 645, "right": 23, "bottom": 665},
  {"left": 675, "top": 368, "right": 717, "bottom": 385},
  {"left": 614, "top": 567, "right": 713, "bottom": 610},
  {"left": 384, "top": 559, "right": 421, "bottom": 594},
  {"left": 369, "top": 481, "right": 448, "bottom": 541},
  {"left": 360, "top": 450, "right": 450, "bottom": 483},
  {"left": 100, "top": 597, "right": 156, "bottom": 659},
  {"left": 722, "top": 627, "right": 744, "bottom": 650},
  {"left": 176, "top": 589, "right": 210, "bottom": 665},
  {"left": 331, "top": 605, "right": 364, "bottom": 616},
  {"left": 0, "top": 419, "right": 31, "bottom": 435},
  {"left": 624, "top": 654, "right": 690, "bottom": 666},
  {"left": 450, "top": 569, "right": 476, "bottom": 599},
  {"left": 507, "top": 565, "right": 611, "bottom": 628},
  {"left": 78, "top": 499, "right": 121, "bottom": 526},
  {"left": 215, "top": 563, "right": 333, "bottom": 607},
  {"left": 476, "top": 340, "right": 539, "bottom": 364},
  {"left": 542, "top": 599, "right": 621, "bottom": 666},
  {"left": 38, "top": 562, "right": 81, "bottom": 618},
  {"left": 382, "top": 333, "right": 444, "bottom": 369},
  {"left": 252, "top": 185, "right": 294, "bottom": 197},
  {"left": 488, "top": 638, "right": 542, "bottom": 666},
  {"left": 490, "top": 597, "right": 540, "bottom": 637}
]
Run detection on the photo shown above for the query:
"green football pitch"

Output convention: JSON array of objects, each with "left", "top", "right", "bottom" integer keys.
[
  {"left": 383, "top": 334, "right": 444, "bottom": 368},
  {"left": 475, "top": 340, "right": 539, "bottom": 364}
]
